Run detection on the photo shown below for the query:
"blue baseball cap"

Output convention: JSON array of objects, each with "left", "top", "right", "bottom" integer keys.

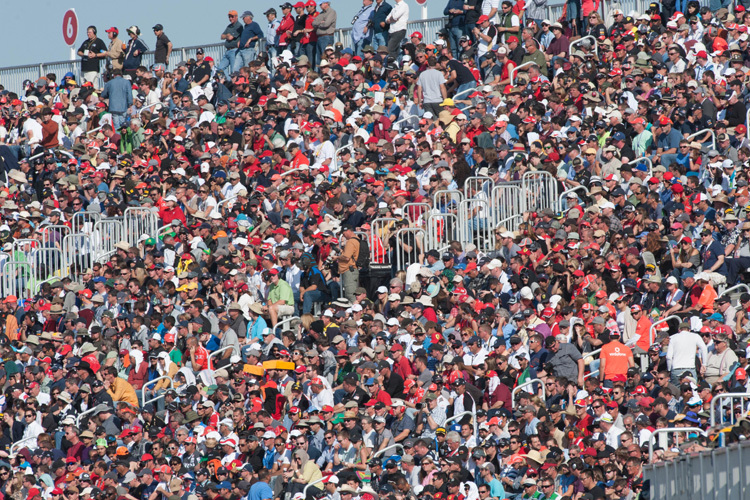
[{"left": 612, "top": 132, "right": 626, "bottom": 141}]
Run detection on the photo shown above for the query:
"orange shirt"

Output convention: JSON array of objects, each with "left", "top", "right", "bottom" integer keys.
[
  {"left": 194, "top": 346, "right": 209, "bottom": 371},
  {"left": 697, "top": 284, "right": 718, "bottom": 314},
  {"left": 635, "top": 316, "right": 653, "bottom": 351},
  {"left": 600, "top": 340, "right": 633, "bottom": 380}
]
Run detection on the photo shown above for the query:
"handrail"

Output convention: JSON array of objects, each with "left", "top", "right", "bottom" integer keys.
[
  {"left": 511, "top": 378, "right": 546, "bottom": 408},
  {"left": 583, "top": 348, "right": 601, "bottom": 380},
  {"left": 217, "top": 196, "right": 238, "bottom": 214},
  {"left": 302, "top": 476, "right": 325, "bottom": 498},
  {"left": 719, "top": 284, "right": 750, "bottom": 303},
  {"left": 569, "top": 35, "right": 599, "bottom": 59},
  {"left": 509, "top": 62, "right": 536, "bottom": 86},
  {"left": 444, "top": 410, "right": 477, "bottom": 436},
  {"left": 373, "top": 443, "right": 405, "bottom": 459},
  {"left": 281, "top": 167, "right": 308, "bottom": 177},
  {"left": 558, "top": 185, "right": 589, "bottom": 212},
  {"left": 648, "top": 427, "right": 706, "bottom": 461},
  {"left": 208, "top": 346, "right": 235, "bottom": 370},
  {"left": 273, "top": 315, "right": 300, "bottom": 336},
  {"left": 710, "top": 392, "right": 750, "bottom": 426},
  {"left": 634, "top": 156, "right": 653, "bottom": 177},
  {"left": 648, "top": 314, "right": 681, "bottom": 347},
  {"left": 392, "top": 113, "right": 417, "bottom": 128},
  {"left": 686, "top": 128, "right": 716, "bottom": 151},
  {"left": 333, "top": 143, "right": 354, "bottom": 172},
  {"left": 138, "top": 101, "right": 162, "bottom": 116},
  {"left": 747, "top": 107, "right": 750, "bottom": 141},
  {"left": 141, "top": 375, "right": 174, "bottom": 407},
  {"left": 452, "top": 86, "right": 480, "bottom": 102},
  {"left": 9, "top": 437, "right": 38, "bottom": 457},
  {"left": 76, "top": 406, "right": 99, "bottom": 426}
]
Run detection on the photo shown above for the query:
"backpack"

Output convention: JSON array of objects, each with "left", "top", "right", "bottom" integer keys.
[{"left": 355, "top": 234, "right": 370, "bottom": 269}]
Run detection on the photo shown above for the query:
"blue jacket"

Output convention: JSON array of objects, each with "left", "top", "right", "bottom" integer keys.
[
  {"left": 240, "top": 21, "right": 264, "bottom": 49},
  {"left": 371, "top": 1, "right": 393, "bottom": 34},
  {"left": 101, "top": 76, "right": 133, "bottom": 114},
  {"left": 443, "top": 0, "right": 466, "bottom": 27}
]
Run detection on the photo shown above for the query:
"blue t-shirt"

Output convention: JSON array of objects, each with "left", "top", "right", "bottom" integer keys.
[{"left": 249, "top": 481, "right": 273, "bottom": 500}]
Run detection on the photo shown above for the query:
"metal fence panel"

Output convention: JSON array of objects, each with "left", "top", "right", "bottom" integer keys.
[
  {"left": 458, "top": 198, "right": 494, "bottom": 253},
  {"left": 432, "top": 190, "right": 464, "bottom": 214},
  {"left": 11, "top": 239, "right": 38, "bottom": 260},
  {"left": 521, "top": 171, "right": 558, "bottom": 214},
  {"left": 463, "top": 176, "right": 494, "bottom": 199},
  {"left": 93, "top": 219, "right": 125, "bottom": 263},
  {"left": 70, "top": 211, "right": 102, "bottom": 235},
  {"left": 371, "top": 218, "right": 398, "bottom": 264},
  {"left": 30, "top": 248, "right": 65, "bottom": 281},
  {"left": 62, "top": 233, "right": 93, "bottom": 276},
  {"left": 123, "top": 207, "right": 159, "bottom": 247},
  {"left": 1, "top": 261, "right": 33, "bottom": 300},
  {"left": 40, "top": 224, "right": 70, "bottom": 249},
  {"left": 490, "top": 182, "right": 523, "bottom": 228},
  {"left": 402, "top": 203, "right": 431, "bottom": 226},
  {"left": 394, "top": 228, "right": 425, "bottom": 270},
  {"left": 427, "top": 212, "right": 458, "bottom": 254}
]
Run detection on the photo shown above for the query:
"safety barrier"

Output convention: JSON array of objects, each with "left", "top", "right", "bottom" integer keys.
[
  {"left": 62, "top": 233, "right": 92, "bottom": 275},
  {"left": 402, "top": 203, "right": 431, "bottom": 226},
  {"left": 719, "top": 284, "right": 750, "bottom": 307},
  {"left": 648, "top": 314, "right": 681, "bottom": 346},
  {"left": 302, "top": 477, "right": 325, "bottom": 498},
  {"left": 509, "top": 62, "right": 536, "bottom": 86},
  {"left": 217, "top": 196, "right": 238, "bottom": 215},
  {"left": 496, "top": 214, "right": 524, "bottom": 233},
  {"left": 634, "top": 156, "right": 653, "bottom": 177},
  {"left": 458, "top": 198, "right": 494, "bottom": 253},
  {"left": 511, "top": 378, "right": 546, "bottom": 408},
  {"left": 464, "top": 176, "right": 494, "bottom": 198},
  {"left": 1, "top": 261, "right": 33, "bottom": 300},
  {"left": 123, "top": 207, "right": 159, "bottom": 247},
  {"left": 371, "top": 218, "right": 398, "bottom": 263},
  {"left": 207, "top": 346, "right": 235, "bottom": 370},
  {"left": 40, "top": 224, "right": 71, "bottom": 249},
  {"left": 569, "top": 35, "right": 599, "bottom": 59},
  {"left": 141, "top": 375, "right": 174, "bottom": 407},
  {"left": 373, "top": 443, "right": 405, "bottom": 460},
  {"left": 686, "top": 128, "right": 717, "bottom": 151},
  {"left": 92, "top": 218, "right": 125, "bottom": 262},
  {"left": 273, "top": 315, "right": 301, "bottom": 336},
  {"left": 522, "top": 171, "right": 558, "bottom": 214},
  {"left": 710, "top": 392, "right": 750, "bottom": 427},
  {"left": 583, "top": 348, "right": 601, "bottom": 380},
  {"left": 70, "top": 211, "right": 102, "bottom": 235},
  {"left": 444, "top": 410, "right": 477, "bottom": 436},
  {"left": 490, "top": 182, "right": 523, "bottom": 228},
  {"left": 648, "top": 427, "right": 707, "bottom": 461},
  {"left": 645, "top": 438, "right": 750, "bottom": 500},
  {"left": 75, "top": 406, "right": 99, "bottom": 426},
  {"left": 433, "top": 189, "right": 464, "bottom": 213},
  {"left": 426, "top": 212, "right": 458, "bottom": 254},
  {"left": 558, "top": 185, "right": 590, "bottom": 213},
  {"left": 30, "top": 247, "right": 65, "bottom": 281},
  {"left": 9, "top": 437, "right": 38, "bottom": 458},
  {"left": 12, "top": 239, "right": 38, "bottom": 260},
  {"left": 333, "top": 143, "right": 354, "bottom": 172},
  {"left": 394, "top": 228, "right": 426, "bottom": 270}
]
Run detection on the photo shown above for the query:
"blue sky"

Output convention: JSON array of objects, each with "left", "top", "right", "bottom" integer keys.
[{"left": 0, "top": 0, "right": 441, "bottom": 68}]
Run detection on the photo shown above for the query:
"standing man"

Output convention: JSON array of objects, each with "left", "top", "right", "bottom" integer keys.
[
  {"left": 496, "top": 0, "right": 520, "bottom": 43},
  {"left": 264, "top": 8, "right": 282, "bottom": 63},
  {"left": 77, "top": 26, "right": 108, "bottom": 84},
  {"left": 152, "top": 24, "right": 172, "bottom": 68},
  {"left": 218, "top": 10, "right": 243, "bottom": 73},
  {"left": 415, "top": 56, "right": 447, "bottom": 117},
  {"left": 338, "top": 225, "right": 361, "bottom": 303},
  {"left": 101, "top": 68, "right": 133, "bottom": 130},
  {"left": 235, "top": 11, "right": 264, "bottom": 72},
  {"left": 276, "top": 3, "right": 296, "bottom": 55},
  {"left": 370, "top": 0, "right": 392, "bottom": 50},
  {"left": 313, "top": 0, "right": 337, "bottom": 66},
  {"left": 352, "top": 0, "right": 376, "bottom": 56},
  {"left": 385, "top": 0, "right": 409, "bottom": 60},
  {"left": 104, "top": 27, "right": 125, "bottom": 72}
]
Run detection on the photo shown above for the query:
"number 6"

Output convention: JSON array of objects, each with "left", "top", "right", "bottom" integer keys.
[{"left": 66, "top": 17, "right": 74, "bottom": 38}]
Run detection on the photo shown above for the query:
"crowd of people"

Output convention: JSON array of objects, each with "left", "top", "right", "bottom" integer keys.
[{"left": 2, "top": 1, "right": 750, "bottom": 500}]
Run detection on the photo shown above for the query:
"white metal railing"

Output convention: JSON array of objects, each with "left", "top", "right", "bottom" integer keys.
[
  {"left": 558, "top": 185, "right": 590, "bottom": 213},
  {"left": 217, "top": 196, "right": 238, "bottom": 214},
  {"left": 710, "top": 392, "right": 750, "bottom": 427},
  {"left": 302, "top": 477, "right": 325, "bottom": 498},
  {"left": 444, "top": 410, "right": 477, "bottom": 436},
  {"left": 719, "top": 284, "right": 750, "bottom": 306},
  {"left": 522, "top": 171, "right": 558, "bottom": 214},
  {"left": 583, "top": 348, "right": 602, "bottom": 380},
  {"left": 141, "top": 375, "right": 174, "bottom": 407},
  {"left": 9, "top": 437, "right": 38, "bottom": 458},
  {"left": 686, "top": 128, "right": 717, "bottom": 151},
  {"left": 569, "top": 35, "right": 599, "bottom": 59},
  {"left": 648, "top": 315, "right": 681, "bottom": 347},
  {"left": 648, "top": 427, "right": 707, "bottom": 462},
  {"left": 373, "top": 443, "right": 405, "bottom": 459},
  {"left": 634, "top": 157, "right": 653, "bottom": 177},
  {"left": 273, "top": 315, "right": 300, "bottom": 336},
  {"left": 281, "top": 167, "right": 308, "bottom": 177},
  {"left": 511, "top": 378, "right": 546, "bottom": 408},
  {"left": 207, "top": 346, "right": 235, "bottom": 370},
  {"left": 509, "top": 62, "right": 536, "bottom": 86},
  {"left": 76, "top": 406, "right": 99, "bottom": 426},
  {"left": 747, "top": 108, "right": 750, "bottom": 141}
]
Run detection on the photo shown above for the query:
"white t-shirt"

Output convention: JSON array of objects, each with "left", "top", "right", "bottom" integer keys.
[{"left": 22, "top": 119, "right": 43, "bottom": 144}]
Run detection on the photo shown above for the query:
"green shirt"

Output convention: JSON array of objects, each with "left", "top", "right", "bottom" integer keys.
[
  {"left": 268, "top": 279, "right": 294, "bottom": 305},
  {"left": 169, "top": 348, "right": 182, "bottom": 366}
]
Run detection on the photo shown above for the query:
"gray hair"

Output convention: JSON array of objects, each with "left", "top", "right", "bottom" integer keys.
[{"left": 446, "top": 431, "right": 461, "bottom": 443}]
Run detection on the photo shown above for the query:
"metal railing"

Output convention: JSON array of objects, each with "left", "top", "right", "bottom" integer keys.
[
  {"left": 444, "top": 410, "right": 477, "bottom": 436},
  {"left": 569, "top": 36, "right": 599, "bottom": 59},
  {"left": 583, "top": 348, "right": 601, "bottom": 380},
  {"left": 648, "top": 427, "right": 707, "bottom": 461},
  {"left": 686, "top": 128, "right": 717, "bottom": 151},
  {"left": 9, "top": 437, "right": 38, "bottom": 457},
  {"left": 273, "top": 315, "right": 300, "bottom": 336},
  {"left": 558, "top": 185, "right": 590, "bottom": 213},
  {"left": 141, "top": 375, "right": 174, "bottom": 407},
  {"left": 648, "top": 314, "right": 681, "bottom": 346},
  {"left": 719, "top": 284, "right": 750, "bottom": 306},
  {"left": 509, "top": 62, "right": 536, "bottom": 86},
  {"left": 634, "top": 156, "right": 653, "bottom": 177},
  {"left": 207, "top": 346, "right": 235, "bottom": 370},
  {"left": 710, "top": 392, "right": 750, "bottom": 427},
  {"left": 373, "top": 443, "right": 405, "bottom": 459},
  {"left": 302, "top": 477, "right": 325, "bottom": 498},
  {"left": 511, "top": 378, "right": 546, "bottom": 408},
  {"left": 76, "top": 406, "right": 99, "bottom": 426}
]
